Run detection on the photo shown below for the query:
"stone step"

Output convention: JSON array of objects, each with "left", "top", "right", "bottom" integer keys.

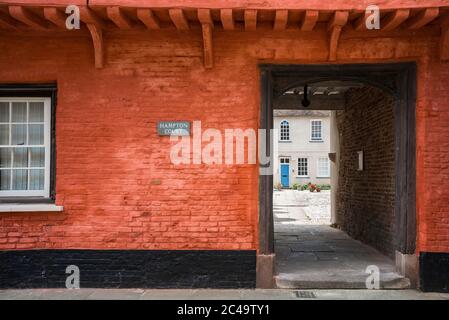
[{"left": 275, "top": 273, "right": 411, "bottom": 289}]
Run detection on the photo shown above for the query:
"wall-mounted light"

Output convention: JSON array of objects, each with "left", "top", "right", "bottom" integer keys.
[
  {"left": 357, "top": 151, "right": 364, "bottom": 171},
  {"left": 302, "top": 84, "right": 311, "bottom": 108}
]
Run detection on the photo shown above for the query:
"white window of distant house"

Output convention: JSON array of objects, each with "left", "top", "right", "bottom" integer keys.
[
  {"left": 317, "top": 157, "right": 330, "bottom": 177},
  {"left": 297, "top": 158, "right": 308, "bottom": 177},
  {"left": 0, "top": 98, "right": 51, "bottom": 197},
  {"left": 280, "top": 120, "right": 290, "bottom": 141},
  {"left": 311, "top": 120, "right": 323, "bottom": 141}
]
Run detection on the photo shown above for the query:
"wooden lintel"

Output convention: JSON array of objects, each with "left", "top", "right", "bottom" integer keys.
[
  {"left": 201, "top": 23, "right": 213, "bottom": 69},
  {"left": 328, "top": 11, "right": 348, "bottom": 61},
  {"left": 136, "top": 8, "right": 160, "bottom": 29},
  {"left": 407, "top": 8, "right": 439, "bottom": 29},
  {"left": 0, "top": 11, "right": 19, "bottom": 29},
  {"left": 43, "top": 7, "right": 67, "bottom": 28},
  {"left": 244, "top": 9, "right": 257, "bottom": 31},
  {"left": 80, "top": 7, "right": 107, "bottom": 29},
  {"left": 273, "top": 9, "right": 288, "bottom": 31},
  {"left": 169, "top": 8, "right": 189, "bottom": 30},
  {"left": 107, "top": 6, "right": 133, "bottom": 29},
  {"left": 220, "top": 9, "right": 234, "bottom": 30},
  {"left": 197, "top": 8, "right": 213, "bottom": 27},
  {"left": 9, "top": 6, "right": 47, "bottom": 30},
  {"left": 300, "top": 10, "right": 319, "bottom": 31},
  {"left": 86, "top": 23, "right": 104, "bottom": 69},
  {"left": 440, "top": 15, "right": 449, "bottom": 61},
  {"left": 382, "top": 9, "right": 410, "bottom": 31}
]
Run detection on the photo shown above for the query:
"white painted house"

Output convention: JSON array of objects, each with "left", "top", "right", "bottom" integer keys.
[{"left": 273, "top": 110, "right": 331, "bottom": 188}]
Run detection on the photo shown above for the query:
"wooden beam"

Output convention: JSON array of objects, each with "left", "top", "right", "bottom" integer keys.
[
  {"left": 382, "top": 9, "right": 410, "bottom": 31},
  {"left": 328, "top": 11, "right": 349, "bottom": 61},
  {"left": 274, "top": 94, "right": 345, "bottom": 110},
  {"left": 169, "top": 8, "right": 189, "bottom": 30},
  {"left": 43, "top": 7, "right": 67, "bottom": 28},
  {"left": 406, "top": 8, "right": 439, "bottom": 29},
  {"left": 0, "top": 11, "right": 19, "bottom": 29},
  {"left": 220, "top": 9, "right": 234, "bottom": 30},
  {"left": 201, "top": 23, "right": 213, "bottom": 68},
  {"left": 86, "top": 23, "right": 104, "bottom": 69},
  {"left": 8, "top": 6, "right": 47, "bottom": 30},
  {"left": 440, "top": 16, "right": 449, "bottom": 60},
  {"left": 273, "top": 9, "right": 288, "bottom": 31},
  {"left": 80, "top": 6, "right": 106, "bottom": 29},
  {"left": 244, "top": 9, "right": 257, "bottom": 31},
  {"left": 136, "top": 8, "right": 160, "bottom": 29},
  {"left": 353, "top": 12, "right": 369, "bottom": 31},
  {"left": 197, "top": 8, "right": 213, "bottom": 27},
  {"left": 300, "top": 10, "right": 319, "bottom": 31},
  {"left": 107, "top": 6, "right": 133, "bottom": 29}
]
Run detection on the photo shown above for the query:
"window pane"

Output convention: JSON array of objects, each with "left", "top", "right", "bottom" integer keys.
[
  {"left": 11, "top": 124, "right": 26, "bottom": 145},
  {"left": 29, "top": 102, "right": 44, "bottom": 122},
  {"left": 30, "top": 147, "right": 45, "bottom": 167},
  {"left": 0, "top": 148, "right": 11, "bottom": 168},
  {"left": 29, "top": 169, "right": 44, "bottom": 190},
  {"left": 11, "top": 102, "right": 27, "bottom": 122},
  {"left": 0, "top": 124, "right": 9, "bottom": 145},
  {"left": 12, "top": 169, "right": 27, "bottom": 190},
  {"left": 0, "top": 102, "right": 9, "bottom": 122},
  {"left": 28, "top": 124, "right": 44, "bottom": 145},
  {"left": 13, "top": 148, "right": 28, "bottom": 168},
  {"left": 0, "top": 170, "right": 11, "bottom": 190}
]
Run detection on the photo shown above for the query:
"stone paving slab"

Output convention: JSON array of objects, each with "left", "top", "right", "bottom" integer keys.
[{"left": 0, "top": 289, "right": 448, "bottom": 300}]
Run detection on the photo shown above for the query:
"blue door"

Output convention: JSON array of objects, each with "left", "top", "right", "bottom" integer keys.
[{"left": 280, "top": 164, "right": 290, "bottom": 187}]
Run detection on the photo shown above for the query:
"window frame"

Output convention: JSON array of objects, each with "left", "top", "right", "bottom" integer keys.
[
  {"left": 297, "top": 157, "right": 309, "bottom": 177},
  {"left": 279, "top": 119, "right": 290, "bottom": 141},
  {"left": 310, "top": 119, "right": 323, "bottom": 142},
  {"left": 0, "top": 84, "right": 56, "bottom": 203},
  {"left": 317, "top": 157, "right": 330, "bottom": 178}
]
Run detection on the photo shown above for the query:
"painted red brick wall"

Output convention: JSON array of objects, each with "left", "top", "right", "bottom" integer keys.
[{"left": 0, "top": 21, "right": 448, "bottom": 254}]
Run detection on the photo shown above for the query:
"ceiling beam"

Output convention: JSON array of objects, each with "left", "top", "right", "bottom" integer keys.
[
  {"left": 273, "top": 9, "right": 288, "bottom": 31},
  {"left": 406, "top": 8, "right": 439, "bottom": 29},
  {"left": 353, "top": 11, "right": 369, "bottom": 31},
  {"left": 197, "top": 8, "right": 213, "bottom": 26},
  {"left": 220, "top": 9, "right": 234, "bottom": 30},
  {"left": 244, "top": 9, "right": 257, "bottom": 31},
  {"left": 80, "top": 6, "right": 107, "bottom": 29},
  {"left": 169, "top": 8, "right": 189, "bottom": 30},
  {"left": 107, "top": 6, "right": 133, "bottom": 29},
  {"left": 136, "top": 8, "right": 160, "bottom": 29},
  {"left": 8, "top": 6, "right": 48, "bottom": 30},
  {"left": 43, "top": 7, "right": 67, "bottom": 28},
  {"left": 381, "top": 9, "right": 410, "bottom": 31},
  {"left": 86, "top": 23, "right": 104, "bottom": 69},
  {"left": 327, "top": 11, "right": 348, "bottom": 61},
  {"left": 300, "top": 10, "right": 319, "bottom": 31},
  {"left": 0, "top": 11, "right": 19, "bottom": 29},
  {"left": 274, "top": 94, "right": 345, "bottom": 110}
]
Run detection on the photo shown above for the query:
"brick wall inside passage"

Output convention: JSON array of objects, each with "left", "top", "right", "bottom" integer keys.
[{"left": 336, "top": 87, "right": 396, "bottom": 257}]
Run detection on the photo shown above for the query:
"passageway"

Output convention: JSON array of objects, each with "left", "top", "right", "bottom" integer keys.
[{"left": 273, "top": 191, "right": 410, "bottom": 289}]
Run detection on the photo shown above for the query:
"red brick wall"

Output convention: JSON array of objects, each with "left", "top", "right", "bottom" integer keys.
[{"left": 0, "top": 23, "right": 448, "bottom": 254}]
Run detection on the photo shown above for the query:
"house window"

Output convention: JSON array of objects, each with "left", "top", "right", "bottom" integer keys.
[
  {"left": 317, "top": 157, "right": 330, "bottom": 177},
  {"left": 0, "top": 98, "right": 51, "bottom": 198},
  {"left": 280, "top": 120, "right": 290, "bottom": 141},
  {"left": 311, "top": 120, "right": 322, "bottom": 141},
  {"left": 297, "top": 158, "right": 308, "bottom": 177},
  {"left": 280, "top": 157, "right": 290, "bottom": 164}
]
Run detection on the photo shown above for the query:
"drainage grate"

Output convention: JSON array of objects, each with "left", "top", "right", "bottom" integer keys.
[{"left": 295, "top": 291, "right": 317, "bottom": 299}]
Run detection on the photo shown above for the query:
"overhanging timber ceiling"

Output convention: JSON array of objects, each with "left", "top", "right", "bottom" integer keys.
[{"left": 1, "top": 1, "right": 449, "bottom": 68}]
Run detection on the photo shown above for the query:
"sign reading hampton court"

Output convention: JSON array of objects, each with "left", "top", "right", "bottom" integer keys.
[{"left": 157, "top": 121, "right": 191, "bottom": 136}]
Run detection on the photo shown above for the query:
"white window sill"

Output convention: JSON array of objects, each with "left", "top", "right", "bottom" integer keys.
[{"left": 0, "top": 204, "right": 64, "bottom": 213}]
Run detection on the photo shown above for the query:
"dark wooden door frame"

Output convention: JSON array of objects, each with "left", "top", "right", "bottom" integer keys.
[{"left": 259, "top": 62, "right": 417, "bottom": 255}]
